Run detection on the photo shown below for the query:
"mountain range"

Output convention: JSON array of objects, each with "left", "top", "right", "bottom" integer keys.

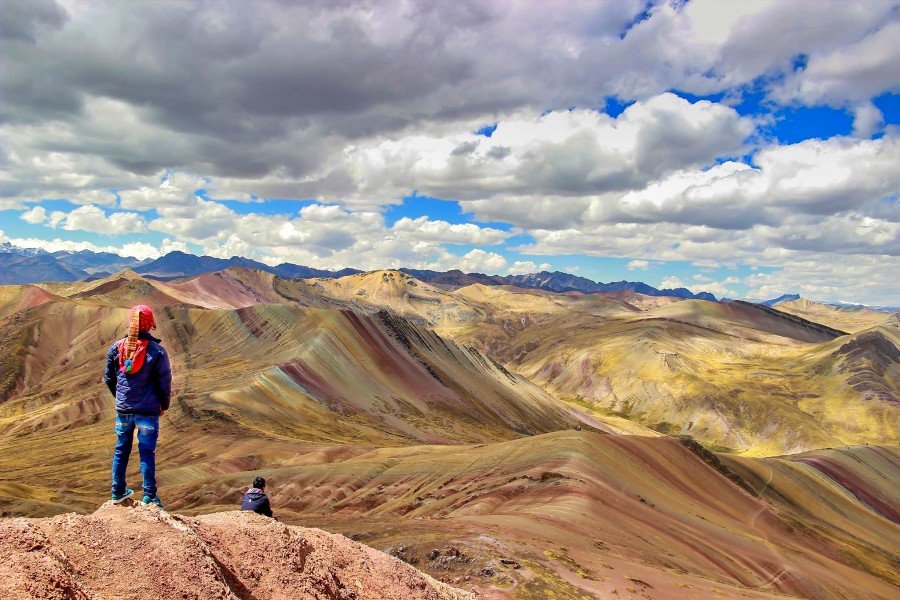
[
  {"left": 3, "top": 243, "right": 734, "bottom": 302},
  {"left": 10, "top": 243, "right": 897, "bottom": 310}
]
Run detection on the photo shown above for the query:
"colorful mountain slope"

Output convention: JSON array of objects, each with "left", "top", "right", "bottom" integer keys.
[
  {"left": 1, "top": 269, "right": 898, "bottom": 598},
  {"left": 165, "top": 430, "right": 899, "bottom": 599},
  {"left": 0, "top": 291, "right": 602, "bottom": 518}
]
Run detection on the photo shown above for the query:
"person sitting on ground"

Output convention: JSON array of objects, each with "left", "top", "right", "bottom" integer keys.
[
  {"left": 103, "top": 304, "right": 171, "bottom": 508},
  {"left": 241, "top": 477, "right": 274, "bottom": 517}
]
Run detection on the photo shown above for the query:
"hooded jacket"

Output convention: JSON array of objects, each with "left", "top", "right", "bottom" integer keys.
[
  {"left": 241, "top": 488, "right": 273, "bottom": 517},
  {"left": 104, "top": 331, "right": 172, "bottom": 416}
]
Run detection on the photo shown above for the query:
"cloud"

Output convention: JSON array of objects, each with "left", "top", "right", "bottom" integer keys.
[
  {"left": 20, "top": 206, "right": 48, "bottom": 224},
  {"left": 507, "top": 260, "right": 552, "bottom": 275},
  {"left": 627, "top": 259, "right": 650, "bottom": 271},
  {"left": 0, "top": 0, "right": 67, "bottom": 44},
  {"left": 142, "top": 196, "right": 512, "bottom": 272},
  {"left": 660, "top": 276, "right": 685, "bottom": 289},
  {"left": 770, "top": 21, "right": 900, "bottom": 107},
  {"left": 22, "top": 204, "right": 147, "bottom": 234},
  {"left": 658, "top": 273, "right": 737, "bottom": 297},
  {"left": 454, "top": 249, "right": 507, "bottom": 274},
  {"left": 3, "top": 0, "right": 891, "bottom": 208},
  {"left": 851, "top": 102, "right": 885, "bottom": 138},
  {"left": 391, "top": 216, "right": 509, "bottom": 245},
  {"left": 500, "top": 133, "right": 900, "bottom": 268},
  {"left": 744, "top": 255, "right": 900, "bottom": 307},
  {"left": 324, "top": 93, "right": 754, "bottom": 207}
]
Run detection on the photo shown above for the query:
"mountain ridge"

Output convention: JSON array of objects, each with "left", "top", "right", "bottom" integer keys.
[{"left": 2, "top": 244, "right": 725, "bottom": 301}]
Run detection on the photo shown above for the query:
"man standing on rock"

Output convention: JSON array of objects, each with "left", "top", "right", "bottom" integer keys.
[{"left": 103, "top": 304, "right": 171, "bottom": 508}]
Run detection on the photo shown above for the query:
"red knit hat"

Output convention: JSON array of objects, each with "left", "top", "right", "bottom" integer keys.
[{"left": 132, "top": 305, "right": 156, "bottom": 332}]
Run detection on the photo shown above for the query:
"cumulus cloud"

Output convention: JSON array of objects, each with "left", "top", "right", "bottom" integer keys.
[
  {"left": 851, "top": 102, "right": 885, "bottom": 138},
  {"left": 22, "top": 204, "right": 147, "bottom": 234},
  {"left": 660, "top": 276, "right": 685, "bottom": 289},
  {"left": 454, "top": 249, "right": 508, "bottom": 274},
  {"left": 771, "top": 20, "right": 900, "bottom": 107},
  {"left": 323, "top": 94, "right": 754, "bottom": 206},
  {"left": 139, "top": 196, "right": 513, "bottom": 271},
  {"left": 688, "top": 274, "right": 741, "bottom": 298},
  {"left": 744, "top": 255, "right": 900, "bottom": 307},
  {"left": 391, "top": 217, "right": 509, "bottom": 245},
  {"left": 20, "top": 206, "right": 48, "bottom": 224},
  {"left": 2, "top": 0, "right": 892, "bottom": 206},
  {"left": 508, "top": 260, "right": 552, "bottom": 275},
  {"left": 627, "top": 259, "right": 650, "bottom": 271}
]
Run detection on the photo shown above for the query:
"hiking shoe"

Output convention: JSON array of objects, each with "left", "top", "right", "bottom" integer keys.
[
  {"left": 141, "top": 495, "right": 163, "bottom": 509},
  {"left": 111, "top": 488, "right": 134, "bottom": 504}
]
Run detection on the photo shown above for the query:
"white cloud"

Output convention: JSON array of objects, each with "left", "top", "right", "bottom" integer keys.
[
  {"left": 507, "top": 260, "right": 552, "bottom": 275},
  {"left": 143, "top": 196, "right": 513, "bottom": 272},
  {"left": 0, "top": 199, "right": 26, "bottom": 210},
  {"left": 24, "top": 205, "right": 147, "bottom": 234},
  {"left": 68, "top": 190, "right": 118, "bottom": 206},
  {"left": 745, "top": 255, "right": 900, "bottom": 307},
  {"left": 20, "top": 206, "right": 48, "bottom": 224},
  {"left": 771, "top": 21, "right": 900, "bottom": 107},
  {"left": 851, "top": 102, "right": 884, "bottom": 138},
  {"left": 61, "top": 206, "right": 147, "bottom": 234},
  {"left": 391, "top": 217, "right": 509, "bottom": 245},
  {"left": 682, "top": 0, "right": 778, "bottom": 46},
  {"left": 658, "top": 273, "right": 736, "bottom": 298},
  {"left": 627, "top": 259, "right": 650, "bottom": 271},
  {"left": 660, "top": 276, "right": 685, "bottom": 289},
  {"left": 326, "top": 94, "right": 754, "bottom": 207},
  {"left": 454, "top": 249, "right": 508, "bottom": 274}
]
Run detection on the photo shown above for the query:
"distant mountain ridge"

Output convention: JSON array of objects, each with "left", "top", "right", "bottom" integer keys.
[
  {"left": 134, "top": 250, "right": 362, "bottom": 280},
  {"left": 0, "top": 252, "right": 88, "bottom": 284},
  {"left": 0, "top": 243, "right": 842, "bottom": 304},
  {"left": 763, "top": 292, "right": 898, "bottom": 313},
  {"left": 762, "top": 293, "right": 801, "bottom": 306},
  {"left": 402, "top": 268, "right": 718, "bottom": 301},
  {"left": 0, "top": 242, "right": 146, "bottom": 284}
]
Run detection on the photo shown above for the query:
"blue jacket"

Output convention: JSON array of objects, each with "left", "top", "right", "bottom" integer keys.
[
  {"left": 104, "top": 332, "right": 172, "bottom": 416},
  {"left": 241, "top": 488, "right": 273, "bottom": 517}
]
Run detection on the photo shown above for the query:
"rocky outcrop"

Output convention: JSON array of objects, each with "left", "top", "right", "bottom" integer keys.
[{"left": 0, "top": 503, "right": 473, "bottom": 600}]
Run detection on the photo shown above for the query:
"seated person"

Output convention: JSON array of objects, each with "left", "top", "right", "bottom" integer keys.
[{"left": 241, "top": 476, "right": 273, "bottom": 517}]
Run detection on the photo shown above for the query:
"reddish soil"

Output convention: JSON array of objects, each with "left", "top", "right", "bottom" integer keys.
[{"left": 0, "top": 502, "right": 474, "bottom": 600}]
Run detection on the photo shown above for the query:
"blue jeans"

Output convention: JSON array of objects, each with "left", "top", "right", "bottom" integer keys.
[{"left": 111, "top": 413, "right": 159, "bottom": 498}]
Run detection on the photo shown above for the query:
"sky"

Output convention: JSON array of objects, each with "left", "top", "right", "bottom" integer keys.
[{"left": 0, "top": 0, "right": 898, "bottom": 305}]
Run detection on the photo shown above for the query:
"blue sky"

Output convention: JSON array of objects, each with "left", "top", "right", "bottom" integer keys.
[{"left": 1, "top": 0, "right": 898, "bottom": 305}]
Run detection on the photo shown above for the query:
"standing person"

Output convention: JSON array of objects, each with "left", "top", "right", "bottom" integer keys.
[
  {"left": 103, "top": 304, "right": 171, "bottom": 508},
  {"left": 241, "top": 477, "right": 274, "bottom": 518}
]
